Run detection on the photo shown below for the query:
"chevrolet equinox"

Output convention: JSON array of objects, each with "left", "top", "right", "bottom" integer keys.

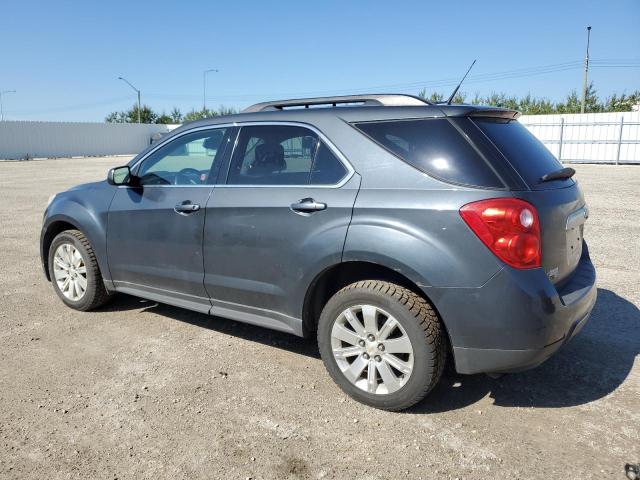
[{"left": 40, "top": 94, "right": 597, "bottom": 410}]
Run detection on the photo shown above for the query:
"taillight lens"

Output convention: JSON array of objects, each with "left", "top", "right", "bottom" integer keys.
[{"left": 459, "top": 198, "right": 541, "bottom": 269}]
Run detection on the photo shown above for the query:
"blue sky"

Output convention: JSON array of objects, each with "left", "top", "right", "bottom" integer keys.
[{"left": 2, "top": 0, "right": 639, "bottom": 121}]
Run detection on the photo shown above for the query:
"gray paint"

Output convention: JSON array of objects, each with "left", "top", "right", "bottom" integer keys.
[
  {"left": 203, "top": 174, "right": 361, "bottom": 327},
  {"left": 41, "top": 103, "right": 597, "bottom": 375},
  {"left": 107, "top": 185, "right": 214, "bottom": 309}
]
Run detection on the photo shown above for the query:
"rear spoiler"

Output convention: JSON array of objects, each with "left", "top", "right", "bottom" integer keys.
[{"left": 467, "top": 108, "right": 521, "bottom": 120}]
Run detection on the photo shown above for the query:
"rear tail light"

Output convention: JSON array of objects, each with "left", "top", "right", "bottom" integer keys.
[{"left": 459, "top": 198, "right": 541, "bottom": 269}]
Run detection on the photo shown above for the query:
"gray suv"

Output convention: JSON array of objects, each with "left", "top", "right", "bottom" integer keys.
[{"left": 40, "top": 94, "right": 597, "bottom": 411}]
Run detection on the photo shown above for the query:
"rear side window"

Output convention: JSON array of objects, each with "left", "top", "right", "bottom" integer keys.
[
  {"left": 228, "top": 125, "right": 317, "bottom": 185},
  {"left": 354, "top": 119, "right": 503, "bottom": 188},
  {"left": 473, "top": 118, "right": 572, "bottom": 189},
  {"left": 310, "top": 143, "right": 347, "bottom": 185}
]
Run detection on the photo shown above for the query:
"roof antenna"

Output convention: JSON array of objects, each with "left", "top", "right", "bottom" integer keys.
[{"left": 446, "top": 59, "right": 476, "bottom": 105}]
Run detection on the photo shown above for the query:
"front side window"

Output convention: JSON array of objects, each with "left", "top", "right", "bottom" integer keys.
[{"left": 137, "top": 128, "right": 228, "bottom": 185}]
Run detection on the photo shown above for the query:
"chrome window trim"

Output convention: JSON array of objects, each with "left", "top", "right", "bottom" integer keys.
[{"left": 125, "top": 121, "right": 355, "bottom": 189}]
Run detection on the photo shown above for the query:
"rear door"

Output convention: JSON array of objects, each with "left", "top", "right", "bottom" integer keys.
[
  {"left": 202, "top": 124, "right": 360, "bottom": 328},
  {"left": 473, "top": 118, "right": 587, "bottom": 284},
  {"left": 107, "top": 127, "right": 232, "bottom": 311}
]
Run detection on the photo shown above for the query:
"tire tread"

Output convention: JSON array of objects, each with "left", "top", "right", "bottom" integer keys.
[
  {"left": 50, "top": 229, "right": 111, "bottom": 311},
  {"left": 324, "top": 280, "right": 446, "bottom": 411}
]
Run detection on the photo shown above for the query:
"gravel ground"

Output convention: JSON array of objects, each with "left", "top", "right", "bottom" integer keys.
[{"left": 0, "top": 157, "right": 638, "bottom": 480}]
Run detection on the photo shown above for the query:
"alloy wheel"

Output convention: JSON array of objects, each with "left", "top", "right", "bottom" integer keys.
[
  {"left": 330, "top": 304, "right": 414, "bottom": 394},
  {"left": 53, "top": 243, "right": 87, "bottom": 301}
]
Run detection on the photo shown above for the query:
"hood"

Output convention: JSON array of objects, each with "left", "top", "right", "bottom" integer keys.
[{"left": 66, "top": 180, "right": 108, "bottom": 193}]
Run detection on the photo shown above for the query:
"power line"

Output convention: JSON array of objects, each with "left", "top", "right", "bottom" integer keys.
[
  {"left": 147, "top": 60, "right": 606, "bottom": 102},
  {"left": 8, "top": 59, "right": 640, "bottom": 116}
]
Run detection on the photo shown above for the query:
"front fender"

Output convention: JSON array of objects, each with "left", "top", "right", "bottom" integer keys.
[{"left": 41, "top": 185, "right": 115, "bottom": 286}]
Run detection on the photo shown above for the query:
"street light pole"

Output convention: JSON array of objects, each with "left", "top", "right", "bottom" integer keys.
[
  {"left": 580, "top": 26, "right": 592, "bottom": 114},
  {"left": 203, "top": 69, "right": 219, "bottom": 111},
  {"left": 0, "top": 90, "right": 17, "bottom": 121},
  {"left": 118, "top": 76, "right": 141, "bottom": 123}
]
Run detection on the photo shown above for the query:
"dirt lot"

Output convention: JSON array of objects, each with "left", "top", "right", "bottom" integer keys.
[{"left": 0, "top": 157, "right": 638, "bottom": 479}]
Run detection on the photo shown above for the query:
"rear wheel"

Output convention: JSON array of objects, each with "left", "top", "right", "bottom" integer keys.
[
  {"left": 317, "top": 281, "right": 446, "bottom": 411},
  {"left": 48, "top": 230, "right": 111, "bottom": 311}
]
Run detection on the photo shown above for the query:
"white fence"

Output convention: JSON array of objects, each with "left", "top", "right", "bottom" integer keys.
[
  {"left": 1, "top": 113, "right": 639, "bottom": 163},
  {"left": 0, "top": 121, "right": 173, "bottom": 160},
  {"left": 520, "top": 111, "right": 640, "bottom": 164}
]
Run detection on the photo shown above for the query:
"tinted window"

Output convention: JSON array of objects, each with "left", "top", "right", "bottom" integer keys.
[
  {"left": 474, "top": 118, "right": 571, "bottom": 189},
  {"left": 227, "top": 125, "right": 319, "bottom": 185},
  {"left": 311, "top": 143, "right": 348, "bottom": 185},
  {"left": 354, "top": 118, "right": 503, "bottom": 188},
  {"left": 137, "top": 128, "right": 228, "bottom": 185}
]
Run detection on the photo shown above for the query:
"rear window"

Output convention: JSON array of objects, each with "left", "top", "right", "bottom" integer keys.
[
  {"left": 473, "top": 118, "right": 573, "bottom": 189},
  {"left": 354, "top": 118, "right": 503, "bottom": 188}
]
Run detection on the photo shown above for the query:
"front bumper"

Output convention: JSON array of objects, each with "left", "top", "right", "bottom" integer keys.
[{"left": 426, "top": 244, "right": 597, "bottom": 375}]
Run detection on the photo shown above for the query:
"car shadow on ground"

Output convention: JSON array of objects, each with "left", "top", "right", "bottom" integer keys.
[
  {"left": 99, "top": 287, "right": 638, "bottom": 412},
  {"left": 410, "top": 288, "right": 639, "bottom": 413}
]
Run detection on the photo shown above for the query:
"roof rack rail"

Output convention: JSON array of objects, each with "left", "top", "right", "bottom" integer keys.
[{"left": 242, "top": 94, "right": 430, "bottom": 113}]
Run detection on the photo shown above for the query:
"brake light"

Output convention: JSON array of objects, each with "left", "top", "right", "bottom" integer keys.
[{"left": 459, "top": 198, "right": 541, "bottom": 269}]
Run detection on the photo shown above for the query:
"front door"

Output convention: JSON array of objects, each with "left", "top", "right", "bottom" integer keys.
[
  {"left": 202, "top": 124, "right": 360, "bottom": 332},
  {"left": 107, "top": 127, "right": 232, "bottom": 312}
]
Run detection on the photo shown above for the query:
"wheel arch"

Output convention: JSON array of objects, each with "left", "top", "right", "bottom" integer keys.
[
  {"left": 41, "top": 218, "right": 81, "bottom": 281},
  {"left": 301, "top": 261, "right": 452, "bottom": 353},
  {"left": 41, "top": 212, "right": 111, "bottom": 289}
]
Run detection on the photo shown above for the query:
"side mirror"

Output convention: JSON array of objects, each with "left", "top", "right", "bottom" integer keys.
[{"left": 107, "top": 165, "right": 132, "bottom": 185}]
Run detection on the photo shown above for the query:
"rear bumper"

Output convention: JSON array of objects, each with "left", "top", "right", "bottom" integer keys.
[
  {"left": 426, "top": 243, "right": 597, "bottom": 374},
  {"left": 452, "top": 308, "right": 591, "bottom": 374}
]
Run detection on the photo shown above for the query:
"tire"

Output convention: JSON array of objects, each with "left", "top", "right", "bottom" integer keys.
[
  {"left": 48, "top": 229, "right": 111, "bottom": 311},
  {"left": 317, "top": 281, "right": 446, "bottom": 411}
]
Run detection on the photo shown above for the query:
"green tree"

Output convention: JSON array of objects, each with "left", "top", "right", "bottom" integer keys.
[
  {"left": 105, "top": 111, "right": 128, "bottom": 123},
  {"left": 129, "top": 104, "right": 157, "bottom": 123},
  {"left": 170, "top": 107, "right": 183, "bottom": 123},
  {"left": 417, "top": 89, "right": 465, "bottom": 104},
  {"left": 155, "top": 112, "right": 173, "bottom": 124},
  {"left": 556, "top": 90, "right": 582, "bottom": 114},
  {"left": 106, "top": 104, "right": 158, "bottom": 123},
  {"left": 183, "top": 105, "right": 237, "bottom": 122},
  {"left": 604, "top": 90, "right": 640, "bottom": 112},
  {"left": 416, "top": 82, "right": 637, "bottom": 114}
]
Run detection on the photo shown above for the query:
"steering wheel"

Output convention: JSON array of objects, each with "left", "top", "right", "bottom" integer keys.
[{"left": 174, "top": 168, "right": 203, "bottom": 185}]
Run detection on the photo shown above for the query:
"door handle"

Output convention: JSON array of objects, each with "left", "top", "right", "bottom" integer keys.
[
  {"left": 290, "top": 198, "right": 327, "bottom": 213},
  {"left": 174, "top": 202, "right": 200, "bottom": 215}
]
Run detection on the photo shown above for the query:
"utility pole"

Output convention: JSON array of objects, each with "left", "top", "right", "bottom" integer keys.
[
  {"left": 203, "top": 69, "right": 218, "bottom": 111},
  {"left": 118, "top": 77, "right": 142, "bottom": 123},
  {"left": 580, "top": 26, "right": 592, "bottom": 114},
  {"left": 0, "top": 90, "right": 16, "bottom": 121}
]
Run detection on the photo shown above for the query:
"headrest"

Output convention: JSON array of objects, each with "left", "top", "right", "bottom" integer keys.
[{"left": 250, "top": 142, "right": 286, "bottom": 174}]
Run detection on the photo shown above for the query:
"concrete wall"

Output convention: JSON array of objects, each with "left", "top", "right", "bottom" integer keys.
[
  {"left": 519, "top": 111, "right": 640, "bottom": 164},
  {"left": 0, "top": 121, "right": 174, "bottom": 160}
]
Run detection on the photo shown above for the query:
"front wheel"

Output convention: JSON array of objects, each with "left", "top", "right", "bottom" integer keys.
[
  {"left": 317, "top": 281, "right": 446, "bottom": 411},
  {"left": 48, "top": 229, "right": 111, "bottom": 311}
]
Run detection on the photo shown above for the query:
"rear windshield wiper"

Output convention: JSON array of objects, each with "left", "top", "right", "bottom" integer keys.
[{"left": 540, "top": 167, "right": 575, "bottom": 182}]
